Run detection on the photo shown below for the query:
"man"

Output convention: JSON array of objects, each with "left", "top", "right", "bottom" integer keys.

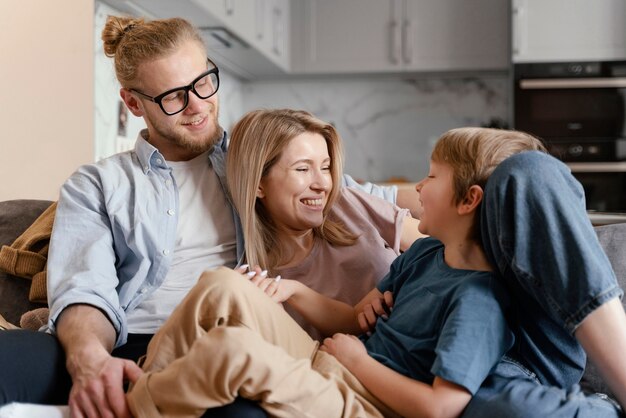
[{"left": 0, "top": 15, "right": 408, "bottom": 418}]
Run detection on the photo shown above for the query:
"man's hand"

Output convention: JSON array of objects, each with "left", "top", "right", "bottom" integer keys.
[
  {"left": 68, "top": 349, "right": 142, "bottom": 418},
  {"left": 56, "top": 305, "right": 142, "bottom": 418},
  {"left": 357, "top": 290, "right": 394, "bottom": 334},
  {"left": 320, "top": 333, "right": 368, "bottom": 371}
]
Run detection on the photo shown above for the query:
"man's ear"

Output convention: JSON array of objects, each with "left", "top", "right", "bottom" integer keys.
[
  {"left": 120, "top": 88, "right": 144, "bottom": 117},
  {"left": 457, "top": 185, "right": 483, "bottom": 215}
]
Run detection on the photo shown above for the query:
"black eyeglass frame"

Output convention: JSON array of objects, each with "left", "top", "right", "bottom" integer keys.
[{"left": 129, "top": 58, "right": 220, "bottom": 116}]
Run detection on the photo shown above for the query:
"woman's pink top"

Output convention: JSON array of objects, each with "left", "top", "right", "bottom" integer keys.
[{"left": 275, "top": 187, "right": 409, "bottom": 340}]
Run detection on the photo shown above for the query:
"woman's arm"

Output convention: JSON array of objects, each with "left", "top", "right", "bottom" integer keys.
[
  {"left": 273, "top": 281, "right": 386, "bottom": 337},
  {"left": 321, "top": 334, "right": 471, "bottom": 418},
  {"left": 400, "top": 216, "right": 425, "bottom": 251}
]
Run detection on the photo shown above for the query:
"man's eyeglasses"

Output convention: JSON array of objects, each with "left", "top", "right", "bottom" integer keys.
[{"left": 130, "top": 58, "right": 220, "bottom": 116}]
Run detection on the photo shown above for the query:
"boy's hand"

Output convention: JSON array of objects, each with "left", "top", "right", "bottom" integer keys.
[
  {"left": 357, "top": 290, "right": 394, "bottom": 334},
  {"left": 320, "top": 333, "right": 368, "bottom": 370}
]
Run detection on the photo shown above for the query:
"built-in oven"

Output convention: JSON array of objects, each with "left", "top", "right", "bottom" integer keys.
[
  {"left": 514, "top": 60, "right": 626, "bottom": 162},
  {"left": 513, "top": 60, "right": 626, "bottom": 216}
]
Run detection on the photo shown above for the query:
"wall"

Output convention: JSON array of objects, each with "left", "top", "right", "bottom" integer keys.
[
  {"left": 0, "top": 0, "right": 95, "bottom": 201},
  {"left": 238, "top": 75, "right": 509, "bottom": 182}
]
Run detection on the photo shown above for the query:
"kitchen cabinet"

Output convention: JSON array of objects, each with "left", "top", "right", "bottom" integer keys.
[
  {"left": 99, "top": 0, "right": 291, "bottom": 78},
  {"left": 192, "top": 0, "right": 291, "bottom": 71},
  {"left": 254, "top": 0, "right": 291, "bottom": 69},
  {"left": 293, "top": 0, "right": 509, "bottom": 74},
  {"left": 512, "top": 0, "right": 626, "bottom": 62}
]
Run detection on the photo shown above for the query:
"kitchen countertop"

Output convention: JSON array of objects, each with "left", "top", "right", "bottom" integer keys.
[{"left": 587, "top": 212, "right": 626, "bottom": 226}]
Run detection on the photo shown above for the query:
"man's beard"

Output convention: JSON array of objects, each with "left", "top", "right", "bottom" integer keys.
[{"left": 150, "top": 110, "right": 224, "bottom": 155}]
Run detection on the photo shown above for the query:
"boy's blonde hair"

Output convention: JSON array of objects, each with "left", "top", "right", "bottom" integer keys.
[
  {"left": 432, "top": 127, "right": 546, "bottom": 206},
  {"left": 226, "top": 109, "right": 357, "bottom": 271},
  {"left": 431, "top": 128, "right": 545, "bottom": 241}
]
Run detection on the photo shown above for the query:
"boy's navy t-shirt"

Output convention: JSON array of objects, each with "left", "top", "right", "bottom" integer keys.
[{"left": 364, "top": 237, "right": 514, "bottom": 394}]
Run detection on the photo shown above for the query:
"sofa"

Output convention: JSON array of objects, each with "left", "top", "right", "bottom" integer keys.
[{"left": 1, "top": 199, "right": 626, "bottom": 401}]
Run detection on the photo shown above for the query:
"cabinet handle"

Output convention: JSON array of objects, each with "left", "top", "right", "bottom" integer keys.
[
  {"left": 402, "top": 19, "right": 412, "bottom": 64},
  {"left": 256, "top": 0, "right": 265, "bottom": 39},
  {"left": 520, "top": 77, "right": 626, "bottom": 89},
  {"left": 512, "top": 0, "right": 526, "bottom": 58},
  {"left": 389, "top": 20, "right": 401, "bottom": 64},
  {"left": 225, "top": 0, "right": 234, "bottom": 16},
  {"left": 272, "top": 7, "right": 282, "bottom": 55}
]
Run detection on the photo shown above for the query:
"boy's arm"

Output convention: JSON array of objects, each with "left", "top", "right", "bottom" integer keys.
[
  {"left": 278, "top": 280, "right": 385, "bottom": 337},
  {"left": 322, "top": 333, "right": 471, "bottom": 418}
]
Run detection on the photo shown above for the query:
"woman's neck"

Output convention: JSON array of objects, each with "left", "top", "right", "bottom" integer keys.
[{"left": 275, "top": 229, "right": 316, "bottom": 268}]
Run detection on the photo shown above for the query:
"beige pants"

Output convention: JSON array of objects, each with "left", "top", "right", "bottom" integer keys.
[{"left": 126, "top": 267, "right": 397, "bottom": 418}]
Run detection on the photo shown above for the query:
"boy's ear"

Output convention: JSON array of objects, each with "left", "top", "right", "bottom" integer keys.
[
  {"left": 120, "top": 88, "right": 144, "bottom": 117},
  {"left": 457, "top": 185, "right": 483, "bottom": 215}
]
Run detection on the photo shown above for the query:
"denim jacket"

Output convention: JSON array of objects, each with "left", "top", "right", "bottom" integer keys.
[{"left": 46, "top": 131, "right": 397, "bottom": 347}]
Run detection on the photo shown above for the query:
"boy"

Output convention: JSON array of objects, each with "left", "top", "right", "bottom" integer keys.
[{"left": 125, "top": 128, "right": 543, "bottom": 418}]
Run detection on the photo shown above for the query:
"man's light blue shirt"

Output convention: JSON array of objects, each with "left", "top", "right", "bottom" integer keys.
[{"left": 46, "top": 131, "right": 397, "bottom": 347}]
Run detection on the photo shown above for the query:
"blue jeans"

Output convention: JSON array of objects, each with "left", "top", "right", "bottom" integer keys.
[
  {"left": 463, "top": 358, "right": 622, "bottom": 418},
  {"left": 465, "top": 151, "right": 623, "bottom": 417}
]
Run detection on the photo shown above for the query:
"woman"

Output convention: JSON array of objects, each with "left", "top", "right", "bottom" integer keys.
[{"left": 225, "top": 109, "right": 422, "bottom": 339}]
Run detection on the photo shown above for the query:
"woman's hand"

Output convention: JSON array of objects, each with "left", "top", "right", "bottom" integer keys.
[
  {"left": 235, "top": 265, "right": 294, "bottom": 303},
  {"left": 357, "top": 290, "right": 394, "bottom": 334},
  {"left": 320, "top": 333, "right": 368, "bottom": 371}
]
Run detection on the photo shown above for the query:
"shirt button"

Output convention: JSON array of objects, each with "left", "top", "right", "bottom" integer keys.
[
  {"left": 167, "top": 209, "right": 175, "bottom": 216},
  {"left": 162, "top": 249, "right": 170, "bottom": 255},
  {"left": 156, "top": 158, "right": 163, "bottom": 164},
  {"left": 140, "top": 288, "right": 148, "bottom": 294},
  {"left": 165, "top": 179, "right": 172, "bottom": 186}
]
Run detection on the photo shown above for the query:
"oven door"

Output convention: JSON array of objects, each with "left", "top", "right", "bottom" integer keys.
[
  {"left": 515, "top": 77, "right": 626, "bottom": 161},
  {"left": 569, "top": 163, "right": 626, "bottom": 213}
]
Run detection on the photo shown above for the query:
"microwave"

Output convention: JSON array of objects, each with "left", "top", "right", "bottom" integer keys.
[{"left": 513, "top": 60, "right": 626, "bottom": 162}]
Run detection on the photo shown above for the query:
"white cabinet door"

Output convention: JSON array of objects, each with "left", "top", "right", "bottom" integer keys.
[
  {"left": 404, "top": 0, "right": 509, "bottom": 71},
  {"left": 220, "top": 0, "right": 257, "bottom": 43},
  {"left": 297, "top": 0, "right": 401, "bottom": 73},
  {"left": 267, "top": 0, "right": 291, "bottom": 68},
  {"left": 513, "top": 0, "right": 626, "bottom": 62},
  {"left": 296, "top": 0, "right": 508, "bottom": 74}
]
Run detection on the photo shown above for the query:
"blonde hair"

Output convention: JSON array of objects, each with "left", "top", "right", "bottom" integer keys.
[
  {"left": 431, "top": 127, "right": 546, "bottom": 240},
  {"left": 101, "top": 16, "right": 205, "bottom": 88},
  {"left": 227, "top": 109, "right": 357, "bottom": 270}
]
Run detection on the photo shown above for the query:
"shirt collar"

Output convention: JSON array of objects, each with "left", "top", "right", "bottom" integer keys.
[{"left": 133, "top": 129, "right": 229, "bottom": 175}]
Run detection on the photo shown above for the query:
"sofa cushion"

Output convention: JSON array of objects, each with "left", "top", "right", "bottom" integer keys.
[{"left": 0, "top": 200, "right": 52, "bottom": 326}]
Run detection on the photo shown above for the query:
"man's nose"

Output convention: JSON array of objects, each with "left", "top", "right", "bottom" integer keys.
[{"left": 185, "top": 90, "right": 209, "bottom": 113}]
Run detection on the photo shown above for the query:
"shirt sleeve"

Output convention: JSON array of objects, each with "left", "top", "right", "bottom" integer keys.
[
  {"left": 341, "top": 174, "right": 397, "bottom": 204},
  {"left": 338, "top": 187, "right": 410, "bottom": 254},
  {"left": 431, "top": 274, "right": 513, "bottom": 394},
  {"left": 47, "top": 166, "right": 128, "bottom": 346}
]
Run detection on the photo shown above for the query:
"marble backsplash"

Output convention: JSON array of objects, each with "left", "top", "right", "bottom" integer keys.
[{"left": 95, "top": 2, "right": 509, "bottom": 183}]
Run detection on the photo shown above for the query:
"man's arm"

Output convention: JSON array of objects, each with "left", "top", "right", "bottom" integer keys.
[
  {"left": 575, "top": 297, "right": 626, "bottom": 410},
  {"left": 395, "top": 183, "right": 422, "bottom": 219},
  {"left": 342, "top": 174, "right": 422, "bottom": 218},
  {"left": 57, "top": 304, "right": 142, "bottom": 418},
  {"left": 321, "top": 334, "right": 471, "bottom": 418}
]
